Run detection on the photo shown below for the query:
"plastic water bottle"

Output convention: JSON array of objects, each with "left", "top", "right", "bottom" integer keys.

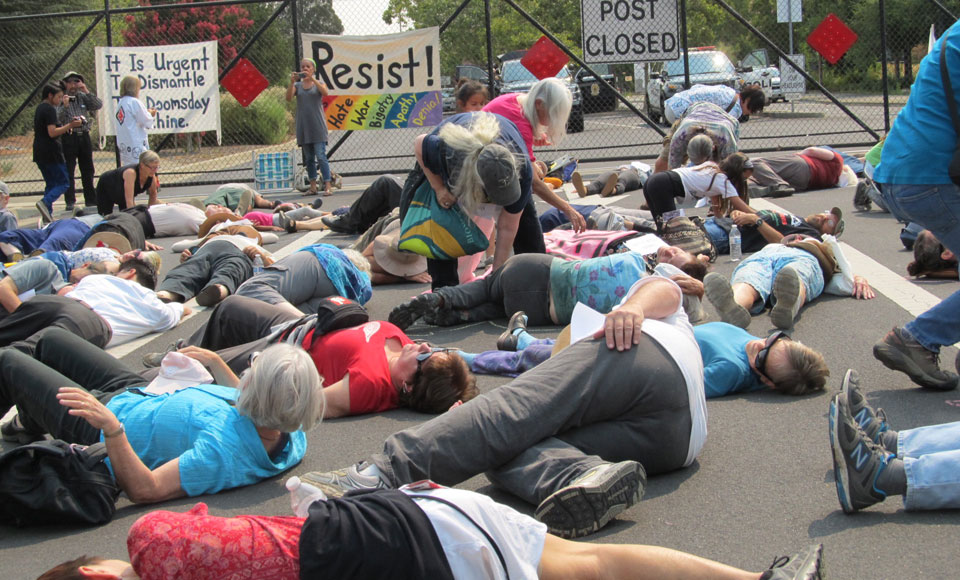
[
  {"left": 729, "top": 224, "right": 742, "bottom": 262},
  {"left": 252, "top": 254, "right": 264, "bottom": 276},
  {"left": 286, "top": 476, "right": 327, "bottom": 517}
]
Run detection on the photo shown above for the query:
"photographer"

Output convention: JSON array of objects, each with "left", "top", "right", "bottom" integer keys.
[
  {"left": 286, "top": 58, "right": 332, "bottom": 196},
  {"left": 58, "top": 71, "right": 102, "bottom": 211}
]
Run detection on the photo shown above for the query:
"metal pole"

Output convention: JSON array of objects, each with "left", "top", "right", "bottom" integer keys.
[
  {"left": 879, "top": 0, "right": 890, "bottom": 133},
  {"left": 930, "top": 0, "right": 957, "bottom": 20},
  {"left": 291, "top": 0, "right": 300, "bottom": 67},
  {"left": 484, "top": 0, "right": 495, "bottom": 99},
  {"left": 787, "top": 0, "right": 795, "bottom": 113},
  {"left": 105, "top": 0, "right": 120, "bottom": 167},
  {"left": 680, "top": 0, "right": 690, "bottom": 89}
]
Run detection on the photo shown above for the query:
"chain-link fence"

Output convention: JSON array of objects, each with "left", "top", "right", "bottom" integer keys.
[{"left": 1, "top": 0, "right": 957, "bottom": 195}]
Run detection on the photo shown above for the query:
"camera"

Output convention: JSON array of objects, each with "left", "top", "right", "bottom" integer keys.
[{"left": 298, "top": 72, "right": 307, "bottom": 79}]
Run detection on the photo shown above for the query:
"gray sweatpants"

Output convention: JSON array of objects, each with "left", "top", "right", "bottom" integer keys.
[
  {"left": 234, "top": 251, "right": 337, "bottom": 315},
  {"left": 371, "top": 334, "right": 693, "bottom": 505}
]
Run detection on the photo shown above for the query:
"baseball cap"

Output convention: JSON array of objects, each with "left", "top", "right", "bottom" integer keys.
[
  {"left": 61, "top": 71, "right": 84, "bottom": 82},
  {"left": 476, "top": 144, "right": 520, "bottom": 207},
  {"left": 828, "top": 207, "right": 844, "bottom": 238}
]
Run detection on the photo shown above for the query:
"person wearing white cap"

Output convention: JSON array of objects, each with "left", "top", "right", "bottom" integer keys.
[
  {"left": 0, "top": 328, "right": 323, "bottom": 505},
  {"left": 0, "top": 181, "right": 17, "bottom": 232}
]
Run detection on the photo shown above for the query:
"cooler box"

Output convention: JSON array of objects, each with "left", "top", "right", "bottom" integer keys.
[{"left": 253, "top": 151, "right": 294, "bottom": 193}]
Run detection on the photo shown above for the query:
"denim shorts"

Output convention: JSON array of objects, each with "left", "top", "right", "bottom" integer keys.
[{"left": 731, "top": 245, "right": 824, "bottom": 313}]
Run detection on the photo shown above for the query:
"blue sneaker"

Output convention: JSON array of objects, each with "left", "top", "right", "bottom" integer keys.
[
  {"left": 829, "top": 394, "right": 892, "bottom": 513},
  {"left": 840, "top": 369, "right": 889, "bottom": 445}
]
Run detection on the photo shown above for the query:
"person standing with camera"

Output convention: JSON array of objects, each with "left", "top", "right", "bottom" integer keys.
[
  {"left": 58, "top": 71, "right": 102, "bottom": 212},
  {"left": 286, "top": 58, "right": 332, "bottom": 196},
  {"left": 34, "top": 84, "right": 82, "bottom": 223}
]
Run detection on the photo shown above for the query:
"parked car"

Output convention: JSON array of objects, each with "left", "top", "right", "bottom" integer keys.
[
  {"left": 645, "top": 47, "right": 743, "bottom": 125},
  {"left": 575, "top": 64, "right": 618, "bottom": 113},
  {"left": 441, "top": 87, "right": 456, "bottom": 114},
  {"left": 454, "top": 64, "right": 501, "bottom": 96},
  {"left": 499, "top": 58, "right": 584, "bottom": 133},
  {"left": 739, "top": 48, "right": 784, "bottom": 103}
]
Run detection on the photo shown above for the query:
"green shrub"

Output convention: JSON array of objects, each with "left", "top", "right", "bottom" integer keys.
[{"left": 219, "top": 86, "right": 292, "bottom": 145}]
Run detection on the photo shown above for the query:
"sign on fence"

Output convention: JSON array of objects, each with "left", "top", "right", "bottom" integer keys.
[
  {"left": 776, "top": 0, "right": 802, "bottom": 23},
  {"left": 94, "top": 41, "right": 221, "bottom": 142},
  {"left": 780, "top": 54, "right": 806, "bottom": 95},
  {"left": 301, "top": 28, "right": 442, "bottom": 130},
  {"left": 580, "top": 0, "right": 680, "bottom": 64}
]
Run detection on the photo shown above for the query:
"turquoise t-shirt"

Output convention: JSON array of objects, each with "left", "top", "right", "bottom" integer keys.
[
  {"left": 873, "top": 20, "right": 960, "bottom": 185},
  {"left": 694, "top": 322, "right": 764, "bottom": 398},
  {"left": 549, "top": 252, "right": 650, "bottom": 323},
  {"left": 105, "top": 384, "right": 307, "bottom": 496}
]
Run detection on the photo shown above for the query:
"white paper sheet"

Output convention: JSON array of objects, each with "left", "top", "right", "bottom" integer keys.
[
  {"left": 569, "top": 302, "right": 606, "bottom": 345},
  {"left": 623, "top": 233, "right": 668, "bottom": 255}
]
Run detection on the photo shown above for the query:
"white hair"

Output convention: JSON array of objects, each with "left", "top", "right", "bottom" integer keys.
[
  {"left": 687, "top": 134, "right": 715, "bottom": 165},
  {"left": 522, "top": 77, "right": 572, "bottom": 145},
  {"left": 437, "top": 112, "right": 505, "bottom": 212},
  {"left": 341, "top": 247, "right": 371, "bottom": 273},
  {"left": 236, "top": 343, "right": 325, "bottom": 432}
]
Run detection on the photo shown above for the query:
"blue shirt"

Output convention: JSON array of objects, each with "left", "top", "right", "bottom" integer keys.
[
  {"left": 694, "top": 322, "right": 764, "bottom": 398},
  {"left": 549, "top": 252, "right": 650, "bottom": 323},
  {"left": 874, "top": 20, "right": 960, "bottom": 185},
  {"left": 665, "top": 84, "right": 742, "bottom": 121},
  {"left": 105, "top": 384, "right": 307, "bottom": 496},
  {"left": 420, "top": 112, "right": 533, "bottom": 214}
]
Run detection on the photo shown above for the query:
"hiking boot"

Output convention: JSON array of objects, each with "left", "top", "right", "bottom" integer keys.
[
  {"left": 853, "top": 179, "right": 873, "bottom": 211},
  {"left": 760, "top": 543, "right": 824, "bottom": 580},
  {"left": 840, "top": 369, "right": 889, "bottom": 445},
  {"left": 768, "top": 184, "right": 795, "bottom": 198},
  {"left": 421, "top": 306, "right": 466, "bottom": 326},
  {"left": 142, "top": 339, "right": 186, "bottom": 368},
  {"left": 496, "top": 311, "right": 528, "bottom": 351},
  {"left": 704, "top": 272, "right": 751, "bottom": 328},
  {"left": 873, "top": 327, "right": 959, "bottom": 390},
  {"left": 571, "top": 171, "right": 588, "bottom": 197},
  {"left": 600, "top": 173, "right": 619, "bottom": 197},
  {"left": 829, "top": 394, "right": 892, "bottom": 513},
  {"left": 35, "top": 201, "right": 53, "bottom": 225},
  {"left": 1, "top": 414, "right": 44, "bottom": 445},
  {"left": 321, "top": 214, "right": 354, "bottom": 234},
  {"left": 299, "top": 462, "right": 390, "bottom": 499},
  {"left": 388, "top": 293, "right": 442, "bottom": 330},
  {"left": 770, "top": 268, "right": 802, "bottom": 330},
  {"left": 535, "top": 460, "right": 646, "bottom": 539}
]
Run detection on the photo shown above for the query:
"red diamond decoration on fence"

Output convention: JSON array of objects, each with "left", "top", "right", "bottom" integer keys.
[
  {"left": 521, "top": 36, "right": 569, "bottom": 80},
  {"left": 807, "top": 14, "right": 859, "bottom": 65},
  {"left": 221, "top": 58, "right": 269, "bottom": 107}
]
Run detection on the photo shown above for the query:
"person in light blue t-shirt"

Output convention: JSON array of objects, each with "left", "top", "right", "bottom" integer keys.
[{"left": 0, "top": 328, "right": 324, "bottom": 506}]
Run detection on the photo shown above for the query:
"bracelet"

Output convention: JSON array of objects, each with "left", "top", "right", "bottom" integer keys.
[{"left": 104, "top": 424, "right": 125, "bottom": 438}]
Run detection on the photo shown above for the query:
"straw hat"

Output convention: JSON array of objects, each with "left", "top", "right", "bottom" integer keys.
[
  {"left": 83, "top": 232, "right": 131, "bottom": 254},
  {"left": 373, "top": 229, "right": 426, "bottom": 277},
  {"left": 198, "top": 212, "right": 249, "bottom": 238}
]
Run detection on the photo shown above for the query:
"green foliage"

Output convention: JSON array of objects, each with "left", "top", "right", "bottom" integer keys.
[{"left": 219, "top": 86, "right": 291, "bottom": 145}]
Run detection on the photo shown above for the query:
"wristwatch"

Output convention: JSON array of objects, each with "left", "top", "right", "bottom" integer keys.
[{"left": 755, "top": 218, "right": 763, "bottom": 227}]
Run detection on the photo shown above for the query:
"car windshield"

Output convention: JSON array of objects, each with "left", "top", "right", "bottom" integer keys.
[
  {"left": 665, "top": 52, "right": 735, "bottom": 76},
  {"left": 502, "top": 60, "right": 570, "bottom": 83}
]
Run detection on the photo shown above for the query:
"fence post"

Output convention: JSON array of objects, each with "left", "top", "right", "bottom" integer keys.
[
  {"left": 291, "top": 0, "right": 300, "bottom": 67},
  {"left": 879, "top": 0, "right": 890, "bottom": 133},
  {"left": 680, "top": 0, "right": 690, "bottom": 89},
  {"left": 484, "top": 0, "right": 495, "bottom": 100},
  {"left": 105, "top": 0, "right": 120, "bottom": 167}
]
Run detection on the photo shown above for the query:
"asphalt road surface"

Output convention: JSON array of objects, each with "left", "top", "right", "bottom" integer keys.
[{"left": 2, "top": 165, "right": 957, "bottom": 579}]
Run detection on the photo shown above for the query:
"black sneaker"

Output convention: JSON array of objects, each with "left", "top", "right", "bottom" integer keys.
[
  {"left": 840, "top": 369, "right": 889, "bottom": 445},
  {"left": 829, "top": 394, "right": 892, "bottom": 513},
  {"left": 141, "top": 339, "right": 186, "bottom": 368},
  {"left": 310, "top": 197, "right": 324, "bottom": 210},
  {"left": 761, "top": 543, "right": 824, "bottom": 580},
  {"left": 64, "top": 203, "right": 75, "bottom": 212},
  {"left": 853, "top": 179, "right": 873, "bottom": 211},
  {"left": 496, "top": 311, "right": 528, "bottom": 351},
  {"left": 534, "top": 460, "right": 646, "bottom": 539},
  {"left": 873, "top": 326, "right": 959, "bottom": 390},
  {"left": 388, "top": 293, "right": 442, "bottom": 330},
  {"left": 321, "top": 214, "right": 354, "bottom": 234},
  {"left": 1, "top": 415, "right": 44, "bottom": 445},
  {"left": 704, "top": 272, "right": 751, "bottom": 328}
]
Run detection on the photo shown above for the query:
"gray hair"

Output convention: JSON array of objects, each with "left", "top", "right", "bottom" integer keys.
[
  {"left": 139, "top": 150, "right": 160, "bottom": 166},
  {"left": 437, "top": 112, "right": 510, "bottom": 212},
  {"left": 119, "top": 75, "right": 140, "bottom": 98},
  {"left": 236, "top": 343, "right": 325, "bottom": 432},
  {"left": 522, "top": 77, "right": 572, "bottom": 145},
  {"left": 687, "top": 134, "right": 715, "bottom": 165},
  {"left": 341, "top": 247, "right": 371, "bottom": 274}
]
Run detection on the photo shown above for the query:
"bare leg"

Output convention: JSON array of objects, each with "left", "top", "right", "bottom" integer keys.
[
  {"left": 539, "top": 535, "right": 760, "bottom": 580},
  {"left": 290, "top": 216, "right": 328, "bottom": 231},
  {"left": 732, "top": 282, "right": 761, "bottom": 310},
  {"left": 253, "top": 194, "right": 273, "bottom": 209}
]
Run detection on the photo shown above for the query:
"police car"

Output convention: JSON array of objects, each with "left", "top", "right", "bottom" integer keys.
[{"left": 738, "top": 48, "right": 785, "bottom": 103}]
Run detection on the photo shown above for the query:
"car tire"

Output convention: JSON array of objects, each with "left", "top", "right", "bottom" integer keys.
[{"left": 658, "top": 97, "right": 670, "bottom": 126}]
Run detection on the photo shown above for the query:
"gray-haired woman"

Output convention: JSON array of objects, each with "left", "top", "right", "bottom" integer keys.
[{"left": 115, "top": 75, "right": 157, "bottom": 166}]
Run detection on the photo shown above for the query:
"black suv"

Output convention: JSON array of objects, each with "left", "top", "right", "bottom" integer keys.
[{"left": 575, "top": 64, "right": 618, "bottom": 113}]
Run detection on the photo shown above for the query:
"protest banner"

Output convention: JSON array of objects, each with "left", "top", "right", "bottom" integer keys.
[
  {"left": 301, "top": 28, "right": 442, "bottom": 130},
  {"left": 95, "top": 40, "right": 221, "bottom": 143}
]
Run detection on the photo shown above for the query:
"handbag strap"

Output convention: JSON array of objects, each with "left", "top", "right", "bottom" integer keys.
[{"left": 940, "top": 28, "right": 960, "bottom": 139}]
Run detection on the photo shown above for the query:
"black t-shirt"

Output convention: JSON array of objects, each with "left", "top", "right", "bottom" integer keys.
[
  {"left": 741, "top": 209, "right": 822, "bottom": 252},
  {"left": 33, "top": 102, "right": 63, "bottom": 164}
]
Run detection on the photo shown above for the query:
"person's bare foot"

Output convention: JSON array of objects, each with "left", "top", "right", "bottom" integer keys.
[
  {"left": 196, "top": 284, "right": 228, "bottom": 307},
  {"left": 156, "top": 290, "right": 184, "bottom": 303}
]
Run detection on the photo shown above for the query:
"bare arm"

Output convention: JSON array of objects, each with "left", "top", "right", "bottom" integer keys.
[
  {"left": 593, "top": 277, "right": 682, "bottom": 351},
  {"left": 492, "top": 210, "right": 521, "bottom": 270},
  {"left": 47, "top": 118, "right": 82, "bottom": 138},
  {"left": 531, "top": 177, "right": 586, "bottom": 233},
  {"left": 731, "top": 210, "right": 783, "bottom": 244},
  {"left": 243, "top": 245, "right": 275, "bottom": 266},
  {"left": 286, "top": 73, "right": 298, "bottom": 102},
  {"left": 414, "top": 134, "right": 457, "bottom": 207},
  {"left": 0, "top": 276, "right": 21, "bottom": 313},
  {"left": 177, "top": 346, "right": 240, "bottom": 388},
  {"left": 723, "top": 195, "right": 754, "bottom": 214},
  {"left": 322, "top": 375, "right": 350, "bottom": 418},
  {"left": 800, "top": 147, "right": 836, "bottom": 160},
  {"left": 146, "top": 174, "right": 160, "bottom": 205},
  {"left": 123, "top": 168, "right": 137, "bottom": 209}
]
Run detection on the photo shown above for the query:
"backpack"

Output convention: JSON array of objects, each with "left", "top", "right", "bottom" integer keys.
[
  {"left": 0, "top": 440, "right": 120, "bottom": 527},
  {"left": 544, "top": 229, "right": 640, "bottom": 260},
  {"left": 659, "top": 215, "right": 718, "bottom": 262}
]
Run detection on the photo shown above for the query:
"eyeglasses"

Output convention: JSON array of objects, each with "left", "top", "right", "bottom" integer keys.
[{"left": 755, "top": 331, "right": 790, "bottom": 379}]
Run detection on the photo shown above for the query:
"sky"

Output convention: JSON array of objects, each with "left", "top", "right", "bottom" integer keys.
[{"left": 332, "top": 0, "right": 404, "bottom": 36}]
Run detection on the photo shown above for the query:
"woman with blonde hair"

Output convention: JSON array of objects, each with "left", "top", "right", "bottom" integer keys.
[
  {"left": 115, "top": 75, "right": 156, "bottom": 166},
  {"left": 286, "top": 58, "right": 333, "bottom": 196},
  {"left": 95, "top": 150, "right": 161, "bottom": 215}
]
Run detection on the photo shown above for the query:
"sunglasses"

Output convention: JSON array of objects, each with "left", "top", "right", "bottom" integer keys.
[
  {"left": 408, "top": 348, "right": 454, "bottom": 391},
  {"left": 755, "top": 331, "right": 790, "bottom": 379}
]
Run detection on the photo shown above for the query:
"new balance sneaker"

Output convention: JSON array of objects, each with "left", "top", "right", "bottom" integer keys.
[
  {"left": 760, "top": 544, "right": 824, "bottom": 580},
  {"left": 534, "top": 460, "right": 646, "bottom": 539},
  {"left": 496, "top": 311, "right": 528, "bottom": 351},
  {"left": 853, "top": 178, "right": 873, "bottom": 211},
  {"left": 840, "top": 369, "right": 889, "bottom": 445},
  {"left": 770, "top": 267, "right": 802, "bottom": 330},
  {"left": 299, "top": 462, "right": 391, "bottom": 499},
  {"left": 388, "top": 293, "right": 442, "bottom": 330},
  {"left": 704, "top": 272, "right": 751, "bottom": 329},
  {"left": 829, "top": 394, "right": 892, "bottom": 513},
  {"left": 873, "top": 326, "right": 959, "bottom": 390}
]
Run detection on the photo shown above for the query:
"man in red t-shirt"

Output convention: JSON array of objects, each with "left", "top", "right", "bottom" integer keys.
[{"left": 749, "top": 147, "right": 853, "bottom": 196}]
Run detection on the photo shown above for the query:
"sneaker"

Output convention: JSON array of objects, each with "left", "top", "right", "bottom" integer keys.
[
  {"left": 853, "top": 179, "right": 873, "bottom": 212},
  {"left": 299, "top": 463, "right": 390, "bottom": 499},
  {"left": 279, "top": 211, "right": 297, "bottom": 233},
  {"left": 873, "top": 326, "right": 959, "bottom": 390},
  {"left": 0, "top": 414, "right": 44, "bottom": 445},
  {"left": 767, "top": 184, "right": 795, "bottom": 198},
  {"left": 534, "top": 460, "right": 646, "bottom": 539},
  {"left": 388, "top": 293, "right": 442, "bottom": 330},
  {"left": 142, "top": 339, "right": 186, "bottom": 368},
  {"left": 704, "top": 272, "right": 751, "bottom": 328},
  {"left": 310, "top": 197, "right": 324, "bottom": 210},
  {"left": 237, "top": 190, "right": 254, "bottom": 215},
  {"left": 828, "top": 394, "right": 891, "bottom": 513},
  {"left": 770, "top": 268, "right": 802, "bottom": 330},
  {"left": 571, "top": 171, "right": 588, "bottom": 198},
  {"left": 196, "top": 284, "right": 228, "bottom": 307},
  {"left": 599, "top": 173, "right": 619, "bottom": 197},
  {"left": 761, "top": 543, "right": 824, "bottom": 580},
  {"left": 422, "top": 307, "right": 465, "bottom": 326},
  {"left": 496, "top": 311, "right": 528, "bottom": 351},
  {"left": 35, "top": 201, "right": 53, "bottom": 225},
  {"left": 64, "top": 203, "right": 75, "bottom": 212},
  {"left": 840, "top": 369, "right": 889, "bottom": 445},
  {"left": 321, "top": 214, "right": 354, "bottom": 234}
]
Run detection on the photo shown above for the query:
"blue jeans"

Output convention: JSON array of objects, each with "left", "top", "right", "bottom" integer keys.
[
  {"left": 703, "top": 218, "right": 730, "bottom": 254},
  {"left": 37, "top": 162, "right": 70, "bottom": 210},
  {"left": 731, "top": 245, "right": 824, "bottom": 313},
  {"left": 302, "top": 142, "right": 331, "bottom": 184},
  {"left": 878, "top": 183, "right": 960, "bottom": 351},
  {"left": 900, "top": 422, "right": 960, "bottom": 510}
]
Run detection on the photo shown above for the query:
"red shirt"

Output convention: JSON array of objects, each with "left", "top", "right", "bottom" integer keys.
[
  {"left": 304, "top": 321, "right": 410, "bottom": 415},
  {"left": 802, "top": 151, "right": 844, "bottom": 189},
  {"left": 483, "top": 93, "right": 536, "bottom": 161},
  {"left": 128, "top": 503, "right": 303, "bottom": 580}
]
